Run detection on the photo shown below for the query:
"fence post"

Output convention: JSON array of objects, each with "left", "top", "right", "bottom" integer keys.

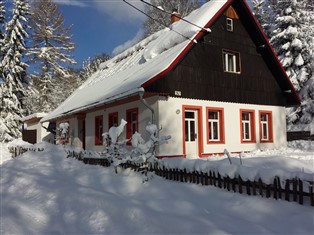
[
  {"left": 293, "top": 179, "right": 298, "bottom": 202},
  {"left": 285, "top": 179, "right": 290, "bottom": 201},
  {"left": 273, "top": 177, "right": 278, "bottom": 200},
  {"left": 246, "top": 180, "right": 251, "bottom": 195},
  {"left": 238, "top": 176, "right": 243, "bottom": 194},
  {"left": 309, "top": 183, "right": 314, "bottom": 206},
  {"left": 298, "top": 179, "right": 303, "bottom": 205}
]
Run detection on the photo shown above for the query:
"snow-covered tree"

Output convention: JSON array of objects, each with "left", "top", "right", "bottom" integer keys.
[
  {"left": 81, "top": 53, "right": 111, "bottom": 80},
  {"left": 252, "top": 0, "right": 277, "bottom": 38},
  {"left": 268, "top": 0, "right": 314, "bottom": 128},
  {"left": 0, "top": 0, "right": 30, "bottom": 141},
  {"left": 0, "top": 0, "right": 6, "bottom": 82},
  {"left": 27, "top": 0, "right": 76, "bottom": 113},
  {"left": 143, "top": 0, "right": 199, "bottom": 36},
  {"left": 1, "top": 0, "right": 30, "bottom": 99}
]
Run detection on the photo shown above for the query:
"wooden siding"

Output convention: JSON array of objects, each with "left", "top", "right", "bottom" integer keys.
[{"left": 145, "top": 6, "right": 288, "bottom": 106}]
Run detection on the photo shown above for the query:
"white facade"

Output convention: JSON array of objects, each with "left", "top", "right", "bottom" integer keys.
[
  {"left": 59, "top": 95, "right": 287, "bottom": 159},
  {"left": 157, "top": 97, "right": 287, "bottom": 158},
  {"left": 22, "top": 113, "right": 54, "bottom": 144}
]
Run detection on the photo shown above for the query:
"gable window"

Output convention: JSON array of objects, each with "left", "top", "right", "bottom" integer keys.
[
  {"left": 95, "top": 115, "right": 103, "bottom": 145},
  {"left": 108, "top": 112, "right": 118, "bottom": 129},
  {"left": 259, "top": 111, "right": 273, "bottom": 142},
  {"left": 223, "top": 49, "right": 241, "bottom": 73},
  {"left": 240, "top": 109, "right": 256, "bottom": 143},
  {"left": 226, "top": 18, "right": 233, "bottom": 32},
  {"left": 207, "top": 107, "right": 225, "bottom": 144},
  {"left": 126, "top": 108, "right": 138, "bottom": 141}
]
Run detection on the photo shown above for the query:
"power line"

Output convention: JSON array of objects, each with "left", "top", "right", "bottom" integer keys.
[
  {"left": 122, "top": 0, "right": 197, "bottom": 44},
  {"left": 140, "top": 0, "right": 211, "bottom": 33}
]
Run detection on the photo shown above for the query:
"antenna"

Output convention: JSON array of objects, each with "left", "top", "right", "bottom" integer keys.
[
  {"left": 122, "top": 0, "right": 197, "bottom": 44},
  {"left": 140, "top": 0, "right": 211, "bottom": 33}
]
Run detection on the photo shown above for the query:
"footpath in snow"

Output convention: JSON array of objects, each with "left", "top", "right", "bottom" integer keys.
[{"left": 1, "top": 141, "right": 314, "bottom": 234}]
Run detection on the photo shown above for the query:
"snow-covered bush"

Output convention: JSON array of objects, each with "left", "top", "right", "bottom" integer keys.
[
  {"left": 55, "top": 122, "right": 69, "bottom": 145},
  {"left": 102, "top": 119, "right": 129, "bottom": 160}
]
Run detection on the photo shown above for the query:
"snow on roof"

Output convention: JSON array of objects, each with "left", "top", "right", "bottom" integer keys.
[
  {"left": 21, "top": 113, "right": 47, "bottom": 122},
  {"left": 42, "top": 0, "right": 229, "bottom": 122}
]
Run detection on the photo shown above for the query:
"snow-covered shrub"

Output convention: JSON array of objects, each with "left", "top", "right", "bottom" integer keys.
[
  {"left": 102, "top": 119, "right": 129, "bottom": 161},
  {"left": 55, "top": 122, "right": 70, "bottom": 145}
]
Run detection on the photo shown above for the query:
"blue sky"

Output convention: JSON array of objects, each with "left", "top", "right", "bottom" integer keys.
[{"left": 55, "top": 0, "right": 147, "bottom": 68}]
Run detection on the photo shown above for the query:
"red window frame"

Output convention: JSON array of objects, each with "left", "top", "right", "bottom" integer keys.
[
  {"left": 126, "top": 108, "right": 138, "bottom": 142},
  {"left": 108, "top": 112, "right": 118, "bottom": 129},
  {"left": 95, "top": 115, "right": 103, "bottom": 145},
  {"left": 240, "top": 109, "right": 256, "bottom": 143},
  {"left": 206, "top": 107, "right": 225, "bottom": 144},
  {"left": 259, "top": 110, "right": 273, "bottom": 143}
]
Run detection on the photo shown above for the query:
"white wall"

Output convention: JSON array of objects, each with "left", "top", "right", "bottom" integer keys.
[
  {"left": 84, "top": 96, "right": 159, "bottom": 152},
  {"left": 25, "top": 121, "right": 53, "bottom": 144},
  {"left": 157, "top": 97, "right": 287, "bottom": 157}
]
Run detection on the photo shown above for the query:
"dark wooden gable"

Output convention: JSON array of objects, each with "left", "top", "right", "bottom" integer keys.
[{"left": 144, "top": 3, "right": 298, "bottom": 107}]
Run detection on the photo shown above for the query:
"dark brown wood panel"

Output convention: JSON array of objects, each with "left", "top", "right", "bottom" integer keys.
[{"left": 145, "top": 4, "right": 290, "bottom": 106}]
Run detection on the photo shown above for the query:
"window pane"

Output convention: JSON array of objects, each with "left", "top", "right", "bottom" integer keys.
[
  {"left": 245, "top": 123, "right": 250, "bottom": 139},
  {"left": 208, "top": 111, "right": 218, "bottom": 119},
  {"left": 227, "top": 54, "right": 235, "bottom": 71},
  {"left": 262, "top": 123, "right": 268, "bottom": 139},
  {"left": 213, "top": 122, "right": 218, "bottom": 140},
  {"left": 185, "top": 111, "right": 194, "bottom": 119},
  {"left": 185, "top": 121, "right": 189, "bottom": 141},
  {"left": 190, "top": 121, "right": 195, "bottom": 141},
  {"left": 261, "top": 113, "right": 267, "bottom": 121},
  {"left": 242, "top": 113, "right": 249, "bottom": 121}
]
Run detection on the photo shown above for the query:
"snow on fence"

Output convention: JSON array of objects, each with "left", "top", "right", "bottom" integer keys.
[
  {"left": 9, "top": 146, "right": 44, "bottom": 158},
  {"left": 118, "top": 161, "right": 314, "bottom": 207},
  {"left": 9, "top": 147, "right": 314, "bottom": 207}
]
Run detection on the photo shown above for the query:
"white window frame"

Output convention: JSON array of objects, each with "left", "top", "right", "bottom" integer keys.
[
  {"left": 226, "top": 18, "right": 233, "bottom": 32},
  {"left": 242, "top": 113, "right": 251, "bottom": 141},
  {"left": 260, "top": 113, "right": 269, "bottom": 141},
  {"left": 208, "top": 111, "right": 220, "bottom": 141},
  {"left": 223, "top": 50, "right": 240, "bottom": 73}
]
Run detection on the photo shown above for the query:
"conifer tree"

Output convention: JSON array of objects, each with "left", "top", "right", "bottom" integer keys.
[
  {"left": 143, "top": 0, "right": 199, "bottom": 36},
  {"left": 268, "top": 0, "right": 314, "bottom": 128},
  {"left": 0, "top": 0, "right": 30, "bottom": 142},
  {"left": 27, "top": 0, "right": 76, "bottom": 113},
  {"left": 0, "top": 0, "right": 6, "bottom": 81}
]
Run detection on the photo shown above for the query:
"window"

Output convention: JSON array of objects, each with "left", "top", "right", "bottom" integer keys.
[
  {"left": 95, "top": 115, "right": 103, "bottom": 145},
  {"left": 259, "top": 111, "right": 273, "bottom": 142},
  {"left": 223, "top": 49, "right": 241, "bottom": 73},
  {"left": 207, "top": 107, "right": 225, "bottom": 144},
  {"left": 240, "top": 109, "right": 256, "bottom": 143},
  {"left": 126, "top": 108, "right": 138, "bottom": 141},
  {"left": 108, "top": 112, "right": 118, "bottom": 129},
  {"left": 226, "top": 18, "right": 233, "bottom": 31}
]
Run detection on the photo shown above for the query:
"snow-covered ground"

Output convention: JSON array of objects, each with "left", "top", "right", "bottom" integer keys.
[{"left": 1, "top": 141, "right": 314, "bottom": 234}]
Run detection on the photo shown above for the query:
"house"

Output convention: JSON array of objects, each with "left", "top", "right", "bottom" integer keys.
[
  {"left": 41, "top": 0, "right": 300, "bottom": 158},
  {"left": 21, "top": 113, "right": 54, "bottom": 144}
]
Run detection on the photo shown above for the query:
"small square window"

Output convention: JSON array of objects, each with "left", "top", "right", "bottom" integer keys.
[
  {"left": 223, "top": 49, "right": 241, "bottom": 73},
  {"left": 226, "top": 18, "right": 233, "bottom": 32}
]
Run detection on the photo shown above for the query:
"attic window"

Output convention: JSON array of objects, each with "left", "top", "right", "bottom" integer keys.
[
  {"left": 226, "top": 18, "right": 233, "bottom": 32},
  {"left": 222, "top": 49, "right": 241, "bottom": 73}
]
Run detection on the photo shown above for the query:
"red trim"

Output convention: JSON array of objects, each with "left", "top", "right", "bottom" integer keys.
[
  {"left": 201, "top": 151, "right": 246, "bottom": 157},
  {"left": 126, "top": 108, "right": 139, "bottom": 142},
  {"left": 259, "top": 110, "right": 273, "bottom": 143},
  {"left": 142, "top": 1, "right": 232, "bottom": 88},
  {"left": 95, "top": 115, "right": 103, "bottom": 145},
  {"left": 182, "top": 105, "right": 203, "bottom": 158},
  {"left": 240, "top": 109, "right": 256, "bottom": 144},
  {"left": 206, "top": 107, "right": 225, "bottom": 144},
  {"left": 108, "top": 112, "right": 118, "bottom": 129},
  {"left": 142, "top": 0, "right": 299, "bottom": 105}
]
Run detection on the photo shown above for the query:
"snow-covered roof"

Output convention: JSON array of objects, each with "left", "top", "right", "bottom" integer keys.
[
  {"left": 21, "top": 113, "right": 47, "bottom": 122},
  {"left": 42, "top": 0, "right": 229, "bottom": 122}
]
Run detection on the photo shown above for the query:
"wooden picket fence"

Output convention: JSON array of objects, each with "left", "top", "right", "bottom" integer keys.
[
  {"left": 9, "top": 147, "right": 314, "bottom": 207},
  {"left": 9, "top": 146, "right": 44, "bottom": 158},
  {"left": 120, "top": 161, "right": 314, "bottom": 207}
]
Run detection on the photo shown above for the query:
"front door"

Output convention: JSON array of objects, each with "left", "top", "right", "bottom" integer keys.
[{"left": 184, "top": 110, "right": 199, "bottom": 158}]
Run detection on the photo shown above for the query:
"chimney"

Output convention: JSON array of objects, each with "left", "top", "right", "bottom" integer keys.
[{"left": 171, "top": 9, "right": 181, "bottom": 24}]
